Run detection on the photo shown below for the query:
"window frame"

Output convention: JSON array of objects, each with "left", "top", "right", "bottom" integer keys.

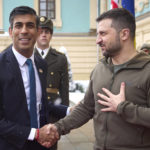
[
  {"left": 34, "top": 0, "right": 62, "bottom": 28},
  {"left": 39, "top": 0, "right": 56, "bottom": 19}
]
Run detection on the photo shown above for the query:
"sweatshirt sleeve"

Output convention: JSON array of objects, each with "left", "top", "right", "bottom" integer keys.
[
  {"left": 117, "top": 98, "right": 150, "bottom": 128},
  {"left": 55, "top": 80, "right": 95, "bottom": 135}
]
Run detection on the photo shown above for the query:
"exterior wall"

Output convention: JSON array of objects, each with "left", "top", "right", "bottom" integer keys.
[
  {"left": 2, "top": 0, "right": 91, "bottom": 34},
  {"left": 136, "top": 16, "right": 150, "bottom": 50},
  {"left": 51, "top": 36, "right": 97, "bottom": 80},
  {"left": 135, "top": 0, "right": 150, "bottom": 50},
  {"left": 2, "top": 0, "right": 150, "bottom": 79},
  {"left": 34, "top": 0, "right": 62, "bottom": 28},
  {"left": 0, "top": 0, "right": 97, "bottom": 80},
  {"left": 54, "top": 0, "right": 90, "bottom": 33},
  {"left": 3, "top": 0, "right": 34, "bottom": 32},
  {"left": 0, "top": 36, "right": 97, "bottom": 80},
  {"left": 135, "top": 0, "right": 150, "bottom": 17},
  {"left": 90, "top": 0, "right": 97, "bottom": 30},
  {"left": 0, "top": 0, "right": 3, "bottom": 32}
]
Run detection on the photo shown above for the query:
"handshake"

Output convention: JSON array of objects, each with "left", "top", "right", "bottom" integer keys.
[{"left": 35, "top": 124, "right": 59, "bottom": 148}]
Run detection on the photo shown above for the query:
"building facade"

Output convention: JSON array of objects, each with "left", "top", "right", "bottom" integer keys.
[{"left": 0, "top": 0, "right": 149, "bottom": 80}]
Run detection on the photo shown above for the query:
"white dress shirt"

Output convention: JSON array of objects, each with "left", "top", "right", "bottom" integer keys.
[
  {"left": 12, "top": 47, "right": 42, "bottom": 140},
  {"left": 36, "top": 47, "right": 49, "bottom": 59}
]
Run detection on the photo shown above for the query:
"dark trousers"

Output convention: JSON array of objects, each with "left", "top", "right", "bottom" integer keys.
[
  {"left": 22, "top": 140, "right": 50, "bottom": 150},
  {"left": 50, "top": 143, "right": 57, "bottom": 150}
]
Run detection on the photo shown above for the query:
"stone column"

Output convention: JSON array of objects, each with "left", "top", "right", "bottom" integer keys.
[{"left": 100, "top": 0, "right": 108, "bottom": 14}]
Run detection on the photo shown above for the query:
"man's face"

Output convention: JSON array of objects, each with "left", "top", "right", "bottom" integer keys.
[
  {"left": 36, "top": 28, "right": 52, "bottom": 49},
  {"left": 96, "top": 19, "right": 122, "bottom": 58},
  {"left": 9, "top": 14, "right": 38, "bottom": 57}
]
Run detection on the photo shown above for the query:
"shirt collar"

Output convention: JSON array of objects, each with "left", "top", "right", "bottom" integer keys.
[
  {"left": 36, "top": 46, "right": 49, "bottom": 58},
  {"left": 12, "top": 46, "right": 35, "bottom": 67}
]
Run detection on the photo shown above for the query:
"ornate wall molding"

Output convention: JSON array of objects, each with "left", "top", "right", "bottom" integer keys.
[{"left": 135, "top": 0, "right": 149, "bottom": 13}]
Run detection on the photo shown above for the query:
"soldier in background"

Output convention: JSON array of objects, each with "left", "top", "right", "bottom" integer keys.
[
  {"left": 140, "top": 43, "right": 150, "bottom": 55},
  {"left": 34, "top": 16, "right": 69, "bottom": 150}
]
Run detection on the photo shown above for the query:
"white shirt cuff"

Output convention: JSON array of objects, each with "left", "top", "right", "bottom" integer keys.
[
  {"left": 28, "top": 128, "right": 36, "bottom": 141},
  {"left": 66, "top": 107, "right": 71, "bottom": 116}
]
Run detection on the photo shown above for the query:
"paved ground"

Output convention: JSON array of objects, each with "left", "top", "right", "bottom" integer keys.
[
  {"left": 58, "top": 119, "right": 95, "bottom": 150},
  {"left": 57, "top": 91, "right": 94, "bottom": 150}
]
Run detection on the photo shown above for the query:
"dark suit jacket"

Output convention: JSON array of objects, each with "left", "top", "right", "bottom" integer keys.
[{"left": 0, "top": 46, "right": 67, "bottom": 150}]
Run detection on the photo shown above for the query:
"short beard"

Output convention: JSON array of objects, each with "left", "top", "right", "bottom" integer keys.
[
  {"left": 103, "top": 49, "right": 120, "bottom": 58},
  {"left": 103, "top": 35, "right": 121, "bottom": 58}
]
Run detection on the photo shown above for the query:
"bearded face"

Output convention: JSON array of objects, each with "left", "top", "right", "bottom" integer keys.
[{"left": 96, "top": 19, "right": 122, "bottom": 58}]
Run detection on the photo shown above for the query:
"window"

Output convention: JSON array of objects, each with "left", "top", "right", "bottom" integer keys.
[
  {"left": 35, "top": 0, "right": 62, "bottom": 27},
  {"left": 39, "top": 0, "right": 55, "bottom": 19}
]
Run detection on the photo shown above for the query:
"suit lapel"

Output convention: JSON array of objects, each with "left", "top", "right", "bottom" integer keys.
[
  {"left": 6, "top": 48, "right": 29, "bottom": 113},
  {"left": 34, "top": 56, "right": 45, "bottom": 96},
  {"left": 34, "top": 55, "right": 48, "bottom": 125}
]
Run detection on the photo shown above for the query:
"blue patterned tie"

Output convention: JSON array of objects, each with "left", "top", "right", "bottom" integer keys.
[{"left": 26, "top": 59, "right": 38, "bottom": 128}]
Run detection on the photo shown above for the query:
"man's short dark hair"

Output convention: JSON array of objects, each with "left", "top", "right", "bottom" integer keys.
[
  {"left": 9, "top": 6, "right": 39, "bottom": 29},
  {"left": 96, "top": 8, "right": 135, "bottom": 40}
]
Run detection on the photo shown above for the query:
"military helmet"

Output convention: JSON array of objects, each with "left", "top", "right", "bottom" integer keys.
[{"left": 39, "top": 16, "right": 53, "bottom": 34}]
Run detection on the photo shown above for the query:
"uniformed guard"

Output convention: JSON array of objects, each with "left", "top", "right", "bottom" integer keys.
[{"left": 34, "top": 16, "right": 69, "bottom": 150}]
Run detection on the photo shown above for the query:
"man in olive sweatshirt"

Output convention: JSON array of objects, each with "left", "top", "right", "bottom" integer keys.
[{"left": 48, "top": 8, "right": 150, "bottom": 150}]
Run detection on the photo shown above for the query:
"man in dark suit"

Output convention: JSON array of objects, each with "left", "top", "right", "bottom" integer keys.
[
  {"left": 0, "top": 6, "right": 67, "bottom": 150},
  {"left": 34, "top": 16, "right": 69, "bottom": 150}
]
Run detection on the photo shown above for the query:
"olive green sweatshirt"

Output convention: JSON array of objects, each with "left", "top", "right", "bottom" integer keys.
[{"left": 55, "top": 52, "right": 150, "bottom": 150}]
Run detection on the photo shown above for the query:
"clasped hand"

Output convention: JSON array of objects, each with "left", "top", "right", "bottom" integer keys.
[{"left": 37, "top": 124, "right": 59, "bottom": 148}]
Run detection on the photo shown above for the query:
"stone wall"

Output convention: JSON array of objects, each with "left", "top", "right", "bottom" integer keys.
[{"left": 0, "top": 35, "right": 98, "bottom": 80}]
